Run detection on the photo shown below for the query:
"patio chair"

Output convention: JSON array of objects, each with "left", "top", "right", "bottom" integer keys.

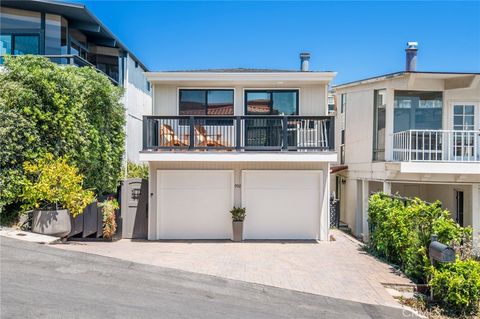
[
  {"left": 194, "top": 125, "right": 228, "bottom": 147},
  {"left": 159, "top": 124, "right": 187, "bottom": 147}
]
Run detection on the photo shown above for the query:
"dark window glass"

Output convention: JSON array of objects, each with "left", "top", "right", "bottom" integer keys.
[
  {"left": 179, "top": 89, "right": 234, "bottom": 116},
  {"left": 245, "top": 90, "right": 298, "bottom": 115},
  {"left": 13, "top": 35, "right": 39, "bottom": 55},
  {"left": 207, "top": 90, "right": 234, "bottom": 115},
  {"left": 373, "top": 89, "right": 386, "bottom": 161},
  {"left": 341, "top": 93, "right": 347, "bottom": 113},
  {"left": 246, "top": 92, "right": 271, "bottom": 114},
  {"left": 394, "top": 91, "right": 442, "bottom": 132},
  {"left": 179, "top": 90, "right": 207, "bottom": 115},
  {"left": 0, "top": 34, "right": 12, "bottom": 55}
]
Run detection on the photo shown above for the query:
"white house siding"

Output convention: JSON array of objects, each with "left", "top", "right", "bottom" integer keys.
[
  {"left": 152, "top": 83, "right": 328, "bottom": 116},
  {"left": 147, "top": 161, "right": 330, "bottom": 241},
  {"left": 123, "top": 54, "right": 152, "bottom": 163}
]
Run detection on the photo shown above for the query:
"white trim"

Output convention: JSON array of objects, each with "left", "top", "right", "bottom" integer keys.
[
  {"left": 140, "top": 152, "right": 337, "bottom": 163},
  {"left": 146, "top": 72, "right": 336, "bottom": 84},
  {"left": 400, "top": 162, "right": 480, "bottom": 174}
]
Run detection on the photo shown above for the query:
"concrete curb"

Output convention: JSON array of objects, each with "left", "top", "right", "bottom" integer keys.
[{"left": 0, "top": 227, "right": 61, "bottom": 244}]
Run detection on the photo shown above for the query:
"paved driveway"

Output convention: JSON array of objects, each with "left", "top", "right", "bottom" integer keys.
[{"left": 55, "top": 230, "right": 414, "bottom": 308}]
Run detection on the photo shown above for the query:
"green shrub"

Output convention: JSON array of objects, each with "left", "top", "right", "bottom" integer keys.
[
  {"left": 368, "top": 193, "right": 472, "bottom": 283},
  {"left": 229, "top": 207, "right": 246, "bottom": 222},
  {"left": 429, "top": 259, "right": 480, "bottom": 315},
  {"left": 126, "top": 161, "right": 148, "bottom": 179},
  {"left": 21, "top": 154, "right": 95, "bottom": 217},
  {"left": 0, "top": 55, "right": 124, "bottom": 222}
]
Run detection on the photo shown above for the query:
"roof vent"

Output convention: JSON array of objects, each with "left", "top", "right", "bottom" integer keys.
[
  {"left": 405, "top": 42, "right": 418, "bottom": 72},
  {"left": 300, "top": 52, "right": 311, "bottom": 72}
]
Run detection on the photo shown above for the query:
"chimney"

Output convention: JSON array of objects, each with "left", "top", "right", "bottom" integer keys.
[
  {"left": 300, "top": 52, "right": 310, "bottom": 72},
  {"left": 405, "top": 42, "right": 418, "bottom": 71}
]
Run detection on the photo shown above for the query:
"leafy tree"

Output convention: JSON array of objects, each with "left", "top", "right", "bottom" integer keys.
[{"left": 0, "top": 55, "right": 125, "bottom": 224}]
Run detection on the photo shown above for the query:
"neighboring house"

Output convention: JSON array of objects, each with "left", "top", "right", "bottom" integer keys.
[
  {"left": 332, "top": 43, "right": 480, "bottom": 246},
  {"left": 140, "top": 53, "right": 337, "bottom": 240},
  {"left": 0, "top": 0, "right": 151, "bottom": 163}
]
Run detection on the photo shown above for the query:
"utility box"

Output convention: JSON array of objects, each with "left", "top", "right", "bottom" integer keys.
[
  {"left": 120, "top": 178, "right": 148, "bottom": 239},
  {"left": 429, "top": 236, "right": 455, "bottom": 263}
]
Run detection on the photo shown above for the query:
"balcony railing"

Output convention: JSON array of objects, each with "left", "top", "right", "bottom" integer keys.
[
  {"left": 392, "top": 129, "right": 480, "bottom": 162},
  {"left": 43, "top": 55, "right": 119, "bottom": 85},
  {"left": 143, "top": 115, "right": 334, "bottom": 152}
]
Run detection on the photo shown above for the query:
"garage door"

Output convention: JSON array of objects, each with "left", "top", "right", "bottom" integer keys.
[
  {"left": 242, "top": 170, "right": 323, "bottom": 240},
  {"left": 157, "top": 170, "right": 234, "bottom": 239}
]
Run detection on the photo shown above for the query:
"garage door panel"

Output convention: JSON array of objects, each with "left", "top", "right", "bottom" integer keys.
[
  {"left": 242, "top": 170, "right": 322, "bottom": 240},
  {"left": 157, "top": 170, "right": 233, "bottom": 239}
]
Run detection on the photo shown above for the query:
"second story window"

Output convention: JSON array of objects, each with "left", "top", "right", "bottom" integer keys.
[
  {"left": 394, "top": 91, "right": 442, "bottom": 132},
  {"left": 179, "top": 89, "right": 234, "bottom": 116},
  {"left": 373, "top": 89, "right": 386, "bottom": 161},
  {"left": 245, "top": 90, "right": 298, "bottom": 115},
  {"left": 340, "top": 93, "right": 347, "bottom": 113}
]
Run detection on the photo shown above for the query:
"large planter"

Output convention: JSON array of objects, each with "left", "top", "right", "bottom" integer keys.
[
  {"left": 32, "top": 209, "right": 72, "bottom": 238},
  {"left": 232, "top": 221, "right": 244, "bottom": 242}
]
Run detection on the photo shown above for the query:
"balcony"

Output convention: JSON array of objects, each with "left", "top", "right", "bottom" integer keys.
[
  {"left": 43, "top": 55, "right": 119, "bottom": 85},
  {"left": 143, "top": 115, "right": 334, "bottom": 152},
  {"left": 392, "top": 129, "right": 480, "bottom": 162}
]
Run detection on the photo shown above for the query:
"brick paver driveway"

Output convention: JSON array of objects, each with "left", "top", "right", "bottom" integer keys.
[{"left": 55, "top": 230, "right": 413, "bottom": 308}]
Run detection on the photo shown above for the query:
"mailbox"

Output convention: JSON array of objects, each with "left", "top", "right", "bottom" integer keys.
[{"left": 429, "top": 235, "right": 455, "bottom": 263}]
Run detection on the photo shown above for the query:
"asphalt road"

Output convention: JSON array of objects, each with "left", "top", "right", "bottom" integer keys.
[{"left": 0, "top": 237, "right": 419, "bottom": 319}]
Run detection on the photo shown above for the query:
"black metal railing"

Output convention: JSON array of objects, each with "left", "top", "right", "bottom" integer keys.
[{"left": 143, "top": 115, "right": 334, "bottom": 152}]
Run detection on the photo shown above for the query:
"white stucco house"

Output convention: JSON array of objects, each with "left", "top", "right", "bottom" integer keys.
[
  {"left": 140, "top": 54, "right": 338, "bottom": 240},
  {"left": 332, "top": 43, "right": 480, "bottom": 246}
]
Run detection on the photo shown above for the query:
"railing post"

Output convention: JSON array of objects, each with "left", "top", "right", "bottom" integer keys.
[
  {"left": 282, "top": 117, "right": 289, "bottom": 151},
  {"left": 142, "top": 116, "right": 148, "bottom": 150},
  {"left": 189, "top": 116, "right": 195, "bottom": 150},
  {"left": 328, "top": 118, "right": 335, "bottom": 151},
  {"left": 236, "top": 116, "right": 241, "bottom": 151},
  {"left": 408, "top": 130, "right": 412, "bottom": 161}
]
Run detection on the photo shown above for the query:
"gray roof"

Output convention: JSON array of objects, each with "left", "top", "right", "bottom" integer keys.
[
  {"left": 166, "top": 68, "right": 333, "bottom": 73},
  {"left": 1, "top": 0, "right": 149, "bottom": 71}
]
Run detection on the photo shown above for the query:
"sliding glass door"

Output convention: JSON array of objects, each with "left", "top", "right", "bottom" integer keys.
[{"left": 244, "top": 90, "right": 298, "bottom": 148}]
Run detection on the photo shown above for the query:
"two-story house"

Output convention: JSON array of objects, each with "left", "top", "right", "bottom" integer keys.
[
  {"left": 140, "top": 54, "right": 337, "bottom": 240},
  {"left": 333, "top": 43, "right": 480, "bottom": 245},
  {"left": 0, "top": 0, "right": 151, "bottom": 163}
]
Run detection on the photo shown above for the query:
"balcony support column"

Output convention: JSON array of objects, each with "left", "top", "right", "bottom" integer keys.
[
  {"left": 383, "top": 181, "right": 392, "bottom": 194},
  {"left": 472, "top": 184, "right": 480, "bottom": 251},
  {"left": 361, "top": 180, "right": 370, "bottom": 242}
]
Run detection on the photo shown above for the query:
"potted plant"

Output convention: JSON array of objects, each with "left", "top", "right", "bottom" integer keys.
[
  {"left": 21, "top": 154, "right": 95, "bottom": 238},
  {"left": 229, "top": 207, "right": 246, "bottom": 242}
]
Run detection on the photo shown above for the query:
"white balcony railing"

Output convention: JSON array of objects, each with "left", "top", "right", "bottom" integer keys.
[{"left": 392, "top": 129, "right": 480, "bottom": 162}]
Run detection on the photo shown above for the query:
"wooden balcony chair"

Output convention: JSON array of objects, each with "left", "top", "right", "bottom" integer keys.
[
  {"left": 159, "top": 124, "right": 187, "bottom": 147},
  {"left": 194, "top": 125, "right": 227, "bottom": 147}
]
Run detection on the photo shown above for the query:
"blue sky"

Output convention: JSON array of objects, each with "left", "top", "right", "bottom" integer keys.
[{"left": 72, "top": 1, "right": 479, "bottom": 84}]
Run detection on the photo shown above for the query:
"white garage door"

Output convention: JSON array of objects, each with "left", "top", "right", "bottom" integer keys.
[
  {"left": 157, "top": 170, "right": 234, "bottom": 239},
  {"left": 242, "top": 170, "right": 323, "bottom": 240}
]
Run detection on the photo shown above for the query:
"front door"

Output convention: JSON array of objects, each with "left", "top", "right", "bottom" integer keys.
[{"left": 451, "top": 103, "right": 479, "bottom": 161}]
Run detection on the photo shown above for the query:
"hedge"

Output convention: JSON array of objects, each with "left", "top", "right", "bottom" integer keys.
[
  {"left": 0, "top": 55, "right": 125, "bottom": 224},
  {"left": 368, "top": 193, "right": 478, "bottom": 315}
]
